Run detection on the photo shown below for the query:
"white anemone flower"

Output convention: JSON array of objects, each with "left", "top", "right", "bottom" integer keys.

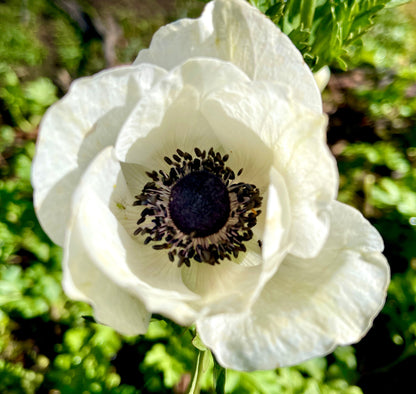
[{"left": 32, "top": 0, "right": 389, "bottom": 371}]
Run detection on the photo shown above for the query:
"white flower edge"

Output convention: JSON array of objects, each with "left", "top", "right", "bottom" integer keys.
[
  {"left": 197, "top": 201, "right": 390, "bottom": 371},
  {"left": 135, "top": 0, "right": 322, "bottom": 113}
]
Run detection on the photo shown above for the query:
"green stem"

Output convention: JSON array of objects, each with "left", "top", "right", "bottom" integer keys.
[
  {"left": 187, "top": 350, "right": 206, "bottom": 394},
  {"left": 300, "top": 0, "right": 317, "bottom": 30},
  {"left": 213, "top": 356, "right": 226, "bottom": 394}
]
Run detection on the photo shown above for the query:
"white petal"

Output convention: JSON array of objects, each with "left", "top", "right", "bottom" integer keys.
[
  {"left": 115, "top": 58, "right": 250, "bottom": 166},
  {"left": 66, "top": 147, "right": 201, "bottom": 327},
  {"left": 201, "top": 81, "right": 279, "bottom": 190},
  {"left": 134, "top": 3, "right": 216, "bottom": 70},
  {"left": 276, "top": 112, "right": 338, "bottom": 258},
  {"left": 135, "top": 0, "right": 321, "bottom": 112},
  {"left": 202, "top": 80, "right": 338, "bottom": 258},
  {"left": 174, "top": 169, "right": 289, "bottom": 322},
  {"left": 262, "top": 167, "right": 291, "bottom": 264},
  {"left": 178, "top": 166, "right": 291, "bottom": 322},
  {"left": 62, "top": 219, "right": 151, "bottom": 336},
  {"left": 181, "top": 260, "right": 262, "bottom": 316},
  {"left": 197, "top": 201, "right": 389, "bottom": 371},
  {"left": 32, "top": 64, "right": 166, "bottom": 245},
  {"left": 246, "top": 167, "right": 292, "bottom": 306},
  {"left": 118, "top": 162, "right": 151, "bottom": 198}
]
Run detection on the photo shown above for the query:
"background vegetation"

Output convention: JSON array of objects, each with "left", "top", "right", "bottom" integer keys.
[{"left": 1, "top": 0, "right": 415, "bottom": 392}]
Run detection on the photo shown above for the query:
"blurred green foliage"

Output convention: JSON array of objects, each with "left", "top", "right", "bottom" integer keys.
[
  {"left": 0, "top": 1, "right": 46, "bottom": 67},
  {"left": 0, "top": 0, "right": 416, "bottom": 392}
]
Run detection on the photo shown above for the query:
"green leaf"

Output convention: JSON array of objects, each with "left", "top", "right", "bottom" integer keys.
[
  {"left": 300, "top": 0, "right": 317, "bottom": 29},
  {"left": 258, "top": 0, "right": 394, "bottom": 70},
  {"left": 265, "top": 1, "right": 286, "bottom": 24},
  {"left": 192, "top": 333, "right": 208, "bottom": 352},
  {"left": 82, "top": 315, "right": 97, "bottom": 323}
]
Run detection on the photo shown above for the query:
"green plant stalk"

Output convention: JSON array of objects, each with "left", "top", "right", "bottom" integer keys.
[
  {"left": 300, "top": 0, "right": 317, "bottom": 30},
  {"left": 187, "top": 349, "right": 208, "bottom": 394},
  {"left": 213, "top": 356, "right": 226, "bottom": 394}
]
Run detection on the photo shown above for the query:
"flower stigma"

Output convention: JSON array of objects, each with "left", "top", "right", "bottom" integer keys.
[{"left": 133, "top": 148, "right": 262, "bottom": 267}]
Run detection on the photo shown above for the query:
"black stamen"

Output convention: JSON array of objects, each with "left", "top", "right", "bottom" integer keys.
[{"left": 133, "top": 147, "right": 262, "bottom": 267}]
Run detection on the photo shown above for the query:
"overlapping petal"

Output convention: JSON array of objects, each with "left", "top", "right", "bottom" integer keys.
[
  {"left": 32, "top": 64, "right": 166, "bottom": 245},
  {"left": 63, "top": 217, "right": 151, "bottom": 336},
  {"left": 197, "top": 201, "right": 389, "bottom": 370},
  {"left": 115, "top": 58, "right": 251, "bottom": 167},
  {"left": 202, "top": 81, "right": 337, "bottom": 257},
  {"left": 135, "top": 0, "right": 321, "bottom": 113},
  {"left": 64, "top": 147, "right": 200, "bottom": 326}
]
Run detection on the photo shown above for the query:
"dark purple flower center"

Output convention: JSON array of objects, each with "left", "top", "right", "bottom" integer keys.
[{"left": 169, "top": 171, "right": 230, "bottom": 237}]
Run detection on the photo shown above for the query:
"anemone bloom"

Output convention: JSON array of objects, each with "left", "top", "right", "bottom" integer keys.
[{"left": 32, "top": 0, "right": 389, "bottom": 371}]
